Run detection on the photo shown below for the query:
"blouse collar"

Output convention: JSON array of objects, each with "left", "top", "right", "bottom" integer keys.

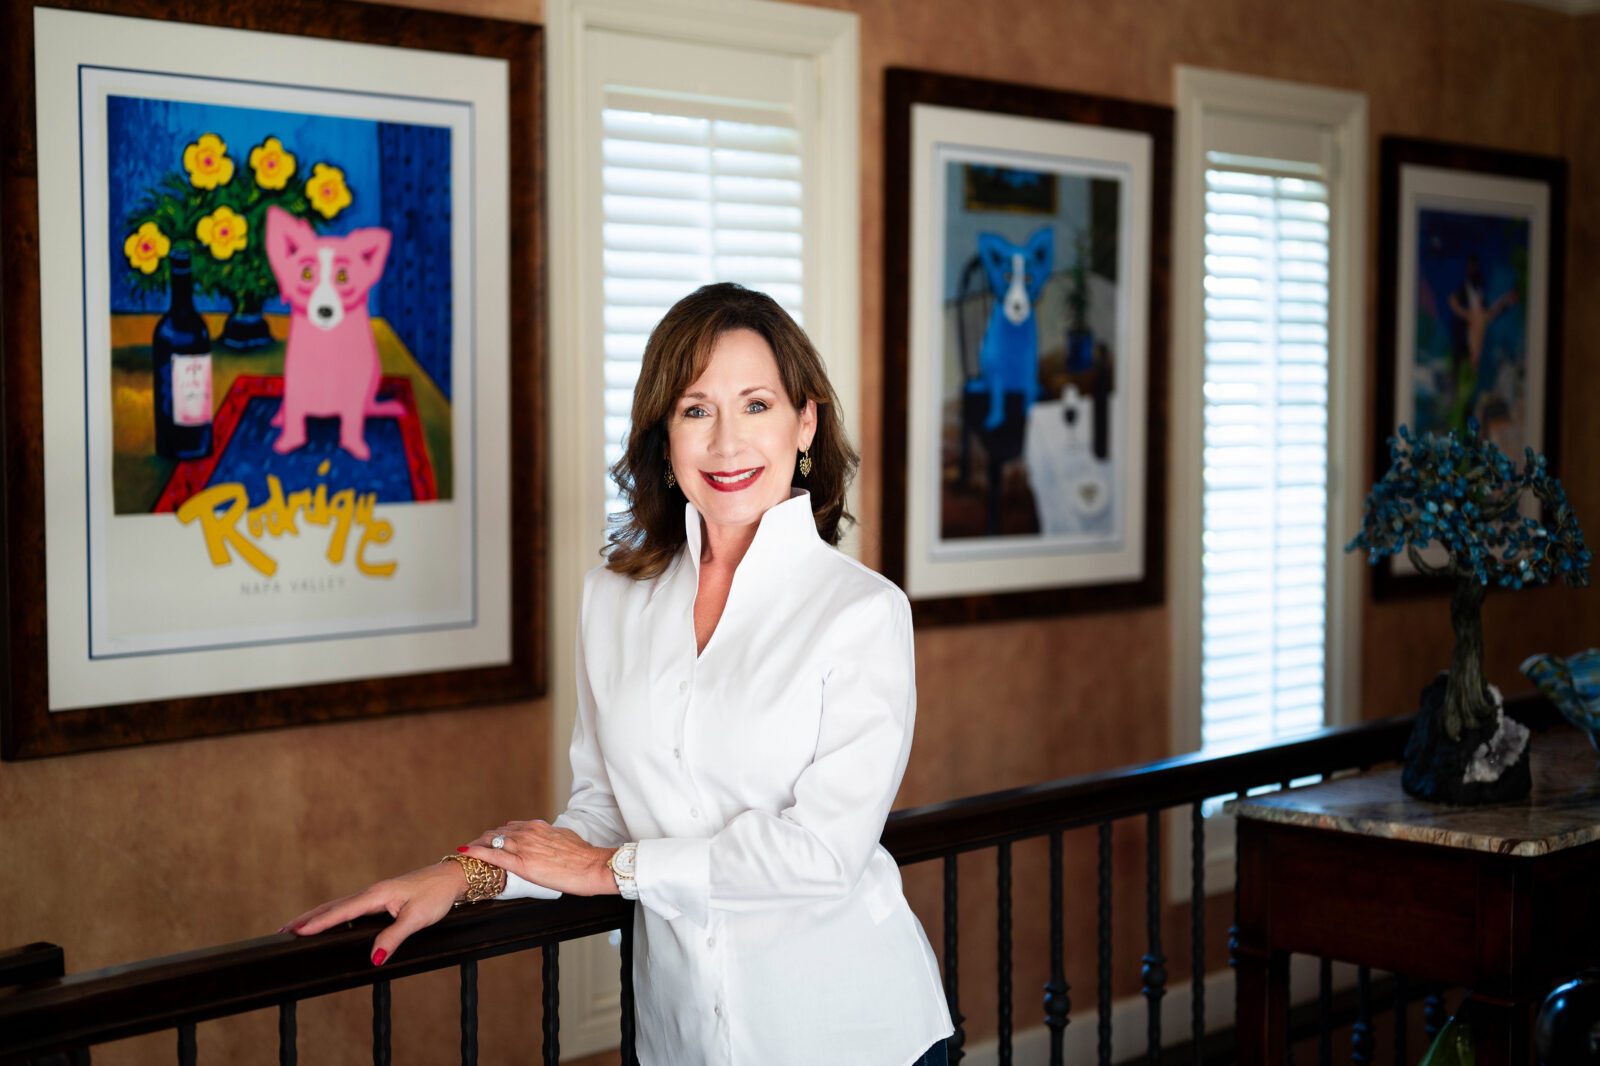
[{"left": 682, "top": 489, "right": 820, "bottom": 579}]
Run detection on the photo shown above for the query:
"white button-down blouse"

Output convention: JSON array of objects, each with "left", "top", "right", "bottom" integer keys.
[{"left": 501, "top": 490, "right": 952, "bottom": 1065}]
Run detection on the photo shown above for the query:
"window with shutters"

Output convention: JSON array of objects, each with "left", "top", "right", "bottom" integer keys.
[
  {"left": 1199, "top": 163, "right": 1333, "bottom": 748},
  {"left": 1172, "top": 69, "right": 1367, "bottom": 797},
  {"left": 600, "top": 101, "right": 807, "bottom": 517}
]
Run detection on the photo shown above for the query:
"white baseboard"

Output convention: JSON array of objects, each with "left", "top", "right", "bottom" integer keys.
[
  {"left": 956, "top": 955, "right": 1359, "bottom": 1066},
  {"left": 559, "top": 934, "right": 1365, "bottom": 1064}
]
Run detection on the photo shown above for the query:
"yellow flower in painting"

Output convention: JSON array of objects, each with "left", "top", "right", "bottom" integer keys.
[
  {"left": 183, "top": 132, "right": 235, "bottom": 189},
  {"left": 123, "top": 221, "right": 170, "bottom": 274},
  {"left": 306, "top": 163, "right": 352, "bottom": 219},
  {"left": 249, "top": 136, "right": 296, "bottom": 190},
  {"left": 196, "top": 206, "right": 249, "bottom": 260}
]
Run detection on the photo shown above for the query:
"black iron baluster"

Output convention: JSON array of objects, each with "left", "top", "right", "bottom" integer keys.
[
  {"left": 1190, "top": 801, "right": 1204, "bottom": 1065},
  {"left": 1228, "top": 792, "right": 1243, "bottom": 973},
  {"left": 1277, "top": 793, "right": 1296, "bottom": 1066},
  {"left": 372, "top": 980, "right": 391, "bottom": 1066},
  {"left": 177, "top": 1023, "right": 196, "bottom": 1066},
  {"left": 1423, "top": 983, "right": 1446, "bottom": 1039},
  {"left": 998, "top": 841, "right": 1014, "bottom": 1066},
  {"left": 1393, "top": 974, "right": 1408, "bottom": 1066},
  {"left": 1318, "top": 958, "right": 1333, "bottom": 1066},
  {"left": 1351, "top": 965, "right": 1373, "bottom": 1065},
  {"left": 1143, "top": 810, "right": 1167, "bottom": 1065},
  {"left": 1285, "top": 959, "right": 1294, "bottom": 1066},
  {"left": 621, "top": 919, "right": 639, "bottom": 1066},
  {"left": 944, "top": 854, "right": 966, "bottom": 1065},
  {"left": 1097, "top": 820, "right": 1113, "bottom": 1066},
  {"left": 460, "top": 959, "right": 478, "bottom": 1066},
  {"left": 1044, "top": 829, "right": 1070, "bottom": 1066},
  {"left": 541, "top": 944, "right": 560, "bottom": 1066},
  {"left": 279, "top": 1001, "right": 297, "bottom": 1066}
]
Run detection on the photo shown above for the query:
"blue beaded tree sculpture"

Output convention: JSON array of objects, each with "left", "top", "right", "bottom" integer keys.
[{"left": 1349, "top": 423, "right": 1590, "bottom": 768}]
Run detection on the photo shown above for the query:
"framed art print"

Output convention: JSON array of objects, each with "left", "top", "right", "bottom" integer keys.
[
  {"left": 1, "top": 0, "right": 544, "bottom": 757},
  {"left": 883, "top": 69, "right": 1170, "bottom": 625},
  {"left": 1373, "top": 136, "right": 1566, "bottom": 598}
]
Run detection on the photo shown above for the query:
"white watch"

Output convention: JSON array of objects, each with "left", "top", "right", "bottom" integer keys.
[{"left": 608, "top": 842, "right": 639, "bottom": 900}]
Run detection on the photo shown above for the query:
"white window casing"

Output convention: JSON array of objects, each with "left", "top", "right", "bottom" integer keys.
[{"left": 1170, "top": 68, "right": 1366, "bottom": 900}]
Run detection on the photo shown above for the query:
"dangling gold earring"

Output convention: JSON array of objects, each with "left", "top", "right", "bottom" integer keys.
[
  {"left": 665, "top": 464, "right": 676, "bottom": 488},
  {"left": 798, "top": 448, "right": 813, "bottom": 479}
]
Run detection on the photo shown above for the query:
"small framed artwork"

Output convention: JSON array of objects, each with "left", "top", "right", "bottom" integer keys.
[
  {"left": 883, "top": 69, "right": 1170, "bottom": 626},
  {"left": 1, "top": 0, "right": 543, "bottom": 758},
  {"left": 1374, "top": 136, "right": 1566, "bottom": 598}
]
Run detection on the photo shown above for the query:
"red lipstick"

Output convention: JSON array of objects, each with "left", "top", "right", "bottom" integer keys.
[{"left": 700, "top": 467, "right": 763, "bottom": 492}]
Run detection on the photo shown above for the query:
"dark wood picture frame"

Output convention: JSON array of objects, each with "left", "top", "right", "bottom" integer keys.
[
  {"left": 1373, "top": 136, "right": 1566, "bottom": 600},
  {"left": 882, "top": 68, "right": 1170, "bottom": 627},
  {"left": 0, "top": 0, "right": 544, "bottom": 758}
]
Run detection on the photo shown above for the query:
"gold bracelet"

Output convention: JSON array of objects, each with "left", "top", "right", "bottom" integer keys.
[{"left": 439, "top": 854, "right": 507, "bottom": 904}]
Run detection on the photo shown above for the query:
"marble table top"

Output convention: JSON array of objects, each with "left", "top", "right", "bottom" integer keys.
[{"left": 1226, "top": 726, "right": 1600, "bottom": 857}]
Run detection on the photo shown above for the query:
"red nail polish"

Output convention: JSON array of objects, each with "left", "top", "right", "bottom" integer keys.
[
  {"left": 277, "top": 927, "right": 286, "bottom": 934},
  {"left": 372, "top": 948, "right": 387, "bottom": 966},
  {"left": 456, "top": 846, "right": 469, "bottom": 853}
]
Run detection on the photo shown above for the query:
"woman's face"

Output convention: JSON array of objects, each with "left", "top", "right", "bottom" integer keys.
[{"left": 666, "top": 328, "right": 816, "bottom": 538}]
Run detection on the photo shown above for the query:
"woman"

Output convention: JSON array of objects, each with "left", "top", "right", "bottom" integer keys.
[{"left": 289, "top": 284, "right": 953, "bottom": 1065}]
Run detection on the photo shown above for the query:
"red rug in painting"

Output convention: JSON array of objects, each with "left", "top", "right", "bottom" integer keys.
[{"left": 154, "top": 374, "right": 438, "bottom": 513}]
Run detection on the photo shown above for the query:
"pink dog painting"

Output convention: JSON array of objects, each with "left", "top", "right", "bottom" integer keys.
[{"left": 265, "top": 205, "right": 405, "bottom": 460}]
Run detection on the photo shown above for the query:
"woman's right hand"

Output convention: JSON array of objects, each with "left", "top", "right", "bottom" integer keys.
[{"left": 284, "top": 861, "right": 466, "bottom": 967}]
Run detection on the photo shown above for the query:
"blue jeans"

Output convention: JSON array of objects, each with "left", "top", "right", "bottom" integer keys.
[{"left": 912, "top": 1038, "right": 949, "bottom": 1066}]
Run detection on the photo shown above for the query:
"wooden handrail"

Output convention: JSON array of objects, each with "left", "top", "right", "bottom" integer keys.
[
  {"left": 0, "top": 895, "right": 628, "bottom": 1063},
  {"left": 0, "top": 944, "right": 64, "bottom": 990},
  {"left": 882, "top": 713, "right": 1414, "bottom": 864},
  {"left": 883, "top": 694, "right": 1555, "bottom": 865},
  {"left": 0, "top": 695, "right": 1554, "bottom": 1063}
]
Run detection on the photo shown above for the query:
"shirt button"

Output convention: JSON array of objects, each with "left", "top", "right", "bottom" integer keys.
[
  {"left": 673, "top": 747, "right": 682, "bottom": 759},
  {"left": 714, "top": 1004, "right": 722, "bottom": 1017},
  {"left": 690, "top": 807, "right": 700, "bottom": 819},
  {"left": 707, "top": 936, "right": 716, "bottom": 948},
  {"left": 678, "top": 680, "right": 688, "bottom": 694}
]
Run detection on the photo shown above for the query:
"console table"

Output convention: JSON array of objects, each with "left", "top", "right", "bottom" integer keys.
[{"left": 1230, "top": 726, "right": 1600, "bottom": 1066}]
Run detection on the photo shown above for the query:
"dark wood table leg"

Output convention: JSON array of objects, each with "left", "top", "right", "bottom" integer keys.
[
  {"left": 1465, "top": 994, "right": 1534, "bottom": 1066},
  {"left": 1235, "top": 945, "right": 1289, "bottom": 1066}
]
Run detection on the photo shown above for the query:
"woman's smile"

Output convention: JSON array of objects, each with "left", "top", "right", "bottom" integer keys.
[{"left": 702, "top": 467, "right": 764, "bottom": 491}]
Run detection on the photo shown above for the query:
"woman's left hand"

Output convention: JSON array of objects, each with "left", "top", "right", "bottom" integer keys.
[{"left": 460, "top": 820, "right": 618, "bottom": 897}]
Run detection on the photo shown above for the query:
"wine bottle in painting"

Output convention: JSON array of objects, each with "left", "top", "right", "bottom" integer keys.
[{"left": 152, "top": 248, "right": 214, "bottom": 459}]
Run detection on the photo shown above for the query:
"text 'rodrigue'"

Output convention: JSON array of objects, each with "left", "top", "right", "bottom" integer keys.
[{"left": 175, "top": 460, "right": 397, "bottom": 578}]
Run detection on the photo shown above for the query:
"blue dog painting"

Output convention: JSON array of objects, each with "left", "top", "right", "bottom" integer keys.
[{"left": 970, "top": 228, "right": 1053, "bottom": 431}]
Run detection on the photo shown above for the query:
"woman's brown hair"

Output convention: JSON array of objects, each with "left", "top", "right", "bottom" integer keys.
[{"left": 605, "top": 283, "right": 859, "bottom": 579}]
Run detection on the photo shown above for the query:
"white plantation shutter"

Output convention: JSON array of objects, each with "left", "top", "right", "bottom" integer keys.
[
  {"left": 601, "top": 98, "right": 806, "bottom": 518},
  {"left": 1200, "top": 157, "right": 1333, "bottom": 749}
]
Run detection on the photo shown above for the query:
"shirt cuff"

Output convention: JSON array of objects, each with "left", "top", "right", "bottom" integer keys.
[
  {"left": 634, "top": 836, "right": 710, "bottom": 926},
  {"left": 497, "top": 870, "right": 563, "bottom": 901}
]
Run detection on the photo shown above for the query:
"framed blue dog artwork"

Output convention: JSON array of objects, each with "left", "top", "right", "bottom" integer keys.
[
  {"left": 0, "top": 0, "right": 543, "bottom": 758},
  {"left": 883, "top": 70, "right": 1170, "bottom": 624},
  {"left": 1373, "top": 137, "right": 1566, "bottom": 599}
]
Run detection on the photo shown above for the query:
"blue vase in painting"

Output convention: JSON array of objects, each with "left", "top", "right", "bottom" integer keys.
[{"left": 220, "top": 292, "right": 276, "bottom": 351}]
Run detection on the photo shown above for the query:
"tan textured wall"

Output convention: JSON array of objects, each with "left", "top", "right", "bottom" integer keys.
[
  {"left": 3, "top": 0, "right": 1596, "bottom": 1062},
  {"left": 857, "top": 0, "right": 1598, "bottom": 1048}
]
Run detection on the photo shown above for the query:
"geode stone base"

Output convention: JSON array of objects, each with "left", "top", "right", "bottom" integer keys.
[{"left": 1402, "top": 675, "right": 1532, "bottom": 805}]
